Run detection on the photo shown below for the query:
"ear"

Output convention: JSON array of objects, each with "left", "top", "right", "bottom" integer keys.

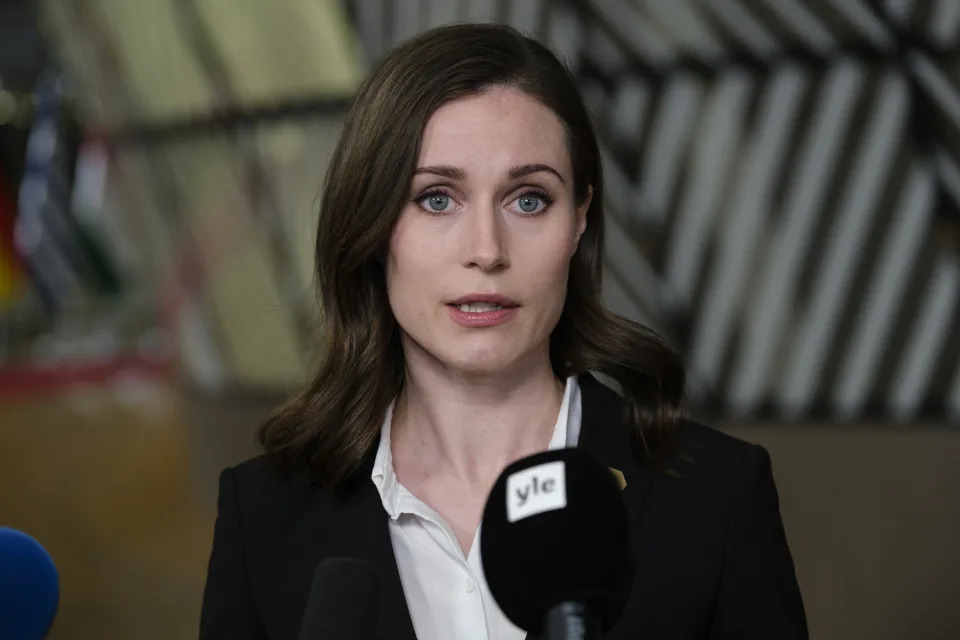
[{"left": 574, "top": 185, "right": 593, "bottom": 246}]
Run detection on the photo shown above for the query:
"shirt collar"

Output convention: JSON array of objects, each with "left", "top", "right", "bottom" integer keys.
[{"left": 371, "top": 375, "right": 582, "bottom": 519}]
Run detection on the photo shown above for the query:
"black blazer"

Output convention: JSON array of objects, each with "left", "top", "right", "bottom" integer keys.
[{"left": 200, "top": 374, "right": 807, "bottom": 639}]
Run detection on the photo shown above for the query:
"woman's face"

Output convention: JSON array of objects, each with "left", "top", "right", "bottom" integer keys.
[{"left": 386, "top": 86, "right": 591, "bottom": 377}]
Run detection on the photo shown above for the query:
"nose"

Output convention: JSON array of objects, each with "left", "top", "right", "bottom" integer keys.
[{"left": 461, "top": 203, "right": 510, "bottom": 272}]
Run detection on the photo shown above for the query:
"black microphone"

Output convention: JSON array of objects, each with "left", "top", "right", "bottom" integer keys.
[
  {"left": 480, "top": 449, "right": 632, "bottom": 639},
  {"left": 298, "top": 557, "right": 382, "bottom": 640},
  {"left": 0, "top": 527, "right": 60, "bottom": 640}
]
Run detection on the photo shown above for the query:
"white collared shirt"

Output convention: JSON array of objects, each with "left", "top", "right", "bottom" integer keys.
[{"left": 370, "top": 376, "right": 582, "bottom": 640}]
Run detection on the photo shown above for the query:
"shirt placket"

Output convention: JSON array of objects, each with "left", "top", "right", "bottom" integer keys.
[{"left": 400, "top": 490, "right": 491, "bottom": 639}]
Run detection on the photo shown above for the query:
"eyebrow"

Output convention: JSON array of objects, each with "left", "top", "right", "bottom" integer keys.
[{"left": 413, "top": 163, "right": 566, "bottom": 184}]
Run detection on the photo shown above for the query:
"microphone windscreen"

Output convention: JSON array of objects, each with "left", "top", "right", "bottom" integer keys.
[
  {"left": 480, "top": 448, "right": 632, "bottom": 634},
  {"left": 0, "top": 527, "right": 60, "bottom": 640},
  {"left": 298, "top": 557, "right": 382, "bottom": 640}
]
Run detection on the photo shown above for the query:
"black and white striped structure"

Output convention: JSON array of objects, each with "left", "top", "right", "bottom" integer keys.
[{"left": 345, "top": 0, "right": 960, "bottom": 423}]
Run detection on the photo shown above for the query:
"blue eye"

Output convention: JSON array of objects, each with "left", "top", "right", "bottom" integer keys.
[
  {"left": 427, "top": 194, "right": 449, "bottom": 211},
  {"left": 517, "top": 195, "right": 540, "bottom": 213},
  {"left": 512, "top": 190, "right": 552, "bottom": 215},
  {"left": 418, "top": 191, "right": 454, "bottom": 213}
]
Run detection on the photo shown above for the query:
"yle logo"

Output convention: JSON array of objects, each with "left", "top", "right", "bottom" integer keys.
[{"left": 506, "top": 461, "right": 567, "bottom": 523}]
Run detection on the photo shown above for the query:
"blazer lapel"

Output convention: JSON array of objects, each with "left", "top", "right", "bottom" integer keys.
[
  {"left": 576, "top": 373, "right": 655, "bottom": 524},
  {"left": 320, "top": 463, "right": 418, "bottom": 640}
]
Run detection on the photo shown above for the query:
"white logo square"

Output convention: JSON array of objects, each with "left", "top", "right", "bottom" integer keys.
[{"left": 506, "top": 460, "right": 567, "bottom": 523}]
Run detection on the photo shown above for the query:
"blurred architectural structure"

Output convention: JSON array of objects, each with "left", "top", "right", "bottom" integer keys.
[{"left": 4, "top": 0, "right": 955, "bottom": 424}]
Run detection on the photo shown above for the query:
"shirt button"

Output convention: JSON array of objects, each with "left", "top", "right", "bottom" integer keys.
[{"left": 465, "top": 578, "right": 475, "bottom": 593}]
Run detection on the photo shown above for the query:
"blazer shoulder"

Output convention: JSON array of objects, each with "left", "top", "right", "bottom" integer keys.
[
  {"left": 670, "top": 419, "right": 771, "bottom": 485},
  {"left": 230, "top": 453, "right": 288, "bottom": 497},
  {"left": 227, "top": 453, "right": 338, "bottom": 522},
  {"left": 578, "top": 373, "right": 765, "bottom": 481},
  {"left": 232, "top": 453, "right": 284, "bottom": 484},
  {"left": 676, "top": 419, "right": 761, "bottom": 457}
]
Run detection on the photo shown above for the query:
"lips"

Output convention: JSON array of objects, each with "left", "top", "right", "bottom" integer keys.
[
  {"left": 453, "top": 301, "right": 506, "bottom": 312},
  {"left": 447, "top": 294, "right": 520, "bottom": 308},
  {"left": 445, "top": 294, "right": 519, "bottom": 328}
]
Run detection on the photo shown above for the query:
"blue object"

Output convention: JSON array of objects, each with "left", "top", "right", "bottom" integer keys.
[{"left": 0, "top": 527, "right": 60, "bottom": 640}]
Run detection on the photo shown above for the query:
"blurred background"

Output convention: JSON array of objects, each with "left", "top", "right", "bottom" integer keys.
[{"left": 1, "top": 0, "right": 958, "bottom": 638}]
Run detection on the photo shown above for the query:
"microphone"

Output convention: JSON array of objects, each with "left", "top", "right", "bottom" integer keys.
[
  {"left": 298, "top": 557, "right": 382, "bottom": 640},
  {"left": 480, "top": 449, "right": 632, "bottom": 639},
  {"left": 0, "top": 527, "right": 60, "bottom": 640}
]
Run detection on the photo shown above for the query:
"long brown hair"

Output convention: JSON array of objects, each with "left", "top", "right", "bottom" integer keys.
[{"left": 258, "top": 23, "right": 685, "bottom": 489}]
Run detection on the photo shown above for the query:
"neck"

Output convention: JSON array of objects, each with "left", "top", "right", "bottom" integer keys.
[{"left": 391, "top": 353, "right": 565, "bottom": 485}]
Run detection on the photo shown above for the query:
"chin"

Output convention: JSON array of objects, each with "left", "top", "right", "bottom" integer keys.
[
  {"left": 444, "top": 354, "right": 514, "bottom": 376},
  {"left": 439, "top": 341, "right": 522, "bottom": 376}
]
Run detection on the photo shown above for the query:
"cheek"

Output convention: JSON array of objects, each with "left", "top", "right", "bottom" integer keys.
[
  {"left": 524, "top": 238, "right": 575, "bottom": 314},
  {"left": 386, "top": 213, "right": 438, "bottom": 319},
  {"left": 387, "top": 210, "right": 421, "bottom": 278}
]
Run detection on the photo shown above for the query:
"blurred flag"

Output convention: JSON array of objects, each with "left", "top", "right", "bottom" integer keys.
[
  {"left": 15, "top": 73, "right": 125, "bottom": 315},
  {"left": 15, "top": 72, "right": 82, "bottom": 313}
]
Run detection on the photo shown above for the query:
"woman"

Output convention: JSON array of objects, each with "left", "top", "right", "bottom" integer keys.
[{"left": 200, "top": 23, "right": 807, "bottom": 640}]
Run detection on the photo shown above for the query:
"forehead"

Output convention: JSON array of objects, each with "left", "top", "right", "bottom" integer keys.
[{"left": 417, "top": 87, "right": 570, "bottom": 173}]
